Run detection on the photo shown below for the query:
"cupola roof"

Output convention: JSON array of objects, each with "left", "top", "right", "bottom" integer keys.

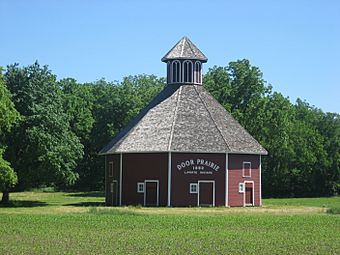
[{"left": 161, "top": 36, "right": 208, "bottom": 63}]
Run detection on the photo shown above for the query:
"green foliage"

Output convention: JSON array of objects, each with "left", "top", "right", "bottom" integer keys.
[
  {"left": 0, "top": 68, "right": 20, "bottom": 202},
  {"left": 326, "top": 207, "right": 340, "bottom": 214},
  {"left": 72, "top": 75, "right": 165, "bottom": 190},
  {"left": 1, "top": 59, "right": 338, "bottom": 198},
  {"left": 0, "top": 149, "right": 18, "bottom": 191},
  {"left": 4, "top": 62, "right": 83, "bottom": 189},
  {"left": 204, "top": 60, "right": 340, "bottom": 197}
]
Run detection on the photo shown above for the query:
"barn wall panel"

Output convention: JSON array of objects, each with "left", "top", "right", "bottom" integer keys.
[
  {"left": 105, "top": 154, "right": 120, "bottom": 206},
  {"left": 228, "top": 154, "right": 260, "bottom": 206},
  {"left": 171, "top": 153, "right": 226, "bottom": 206},
  {"left": 122, "top": 153, "right": 168, "bottom": 206}
]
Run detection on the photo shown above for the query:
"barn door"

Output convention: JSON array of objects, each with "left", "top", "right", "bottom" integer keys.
[
  {"left": 198, "top": 181, "right": 215, "bottom": 207},
  {"left": 110, "top": 180, "right": 118, "bottom": 206},
  {"left": 245, "top": 183, "right": 254, "bottom": 206},
  {"left": 144, "top": 180, "right": 159, "bottom": 206}
]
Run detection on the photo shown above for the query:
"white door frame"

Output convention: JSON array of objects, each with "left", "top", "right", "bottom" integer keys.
[
  {"left": 144, "top": 180, "right": 159, "bottom": 206},
  {"left": 243, "top": 181, "right": 254, "bottom": 207},
  {"left": 197, "top": 180, "right": 215, "bottom": 207}
]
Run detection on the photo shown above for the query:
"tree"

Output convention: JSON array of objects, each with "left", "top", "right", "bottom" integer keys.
[
  {"left": 76, "top": 75, "right": 165, "bottom": 190},
  {"left": 0, "top": 68, "right": 20, "bottom": 203},
  {"left": 4, "top": 62, "right": 83, "bottom": 190},
  {"left": 204, "top": 60, "right": 340, "bottom": 197},
  {"left": 0, "top": 149, "right": 18, "bottom": 204}
]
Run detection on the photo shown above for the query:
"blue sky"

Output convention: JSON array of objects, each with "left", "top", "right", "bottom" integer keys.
[{"left": 1, "top": 0, "right": 339, "bottom": 113}]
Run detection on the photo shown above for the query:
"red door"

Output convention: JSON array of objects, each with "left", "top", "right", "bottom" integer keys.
[
  {"left": 198, "top": 182, "right": 214, "bottom": 206},
  {"left": 245, "top": 183, "right": 253, "bottom": 205},
  {"left": 145, "top": 182, "right": 158, "bottom": 206}
]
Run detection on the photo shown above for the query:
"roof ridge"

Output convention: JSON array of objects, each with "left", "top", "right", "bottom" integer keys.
[
  {"left": 206, "top": 89, "right": 266, "bottom": 153},
  {"left": 194, "top": 85, "right": 232, "bottom": 152},
  {"left": 167, "top": 86, "right": 182, "bottom": 151},
  {"left": 185, "top": 37, "right": 196, "bottom": 57},
  {"left": 180, "top": 37, "right": 185, "bottom": 57}
]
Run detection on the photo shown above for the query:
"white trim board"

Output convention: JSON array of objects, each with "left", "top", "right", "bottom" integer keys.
[
  {"left": 119, "top": 153, "right": 123, "bottom": 206},
  {"left": 167, "top": 152, "right": 172, "bottom": 207},
  {"left": 259, "top": 155, "right": 262, "bottom": 206},
  {"left": 225, "top": 153, "right": 229, "bottom": 207}
]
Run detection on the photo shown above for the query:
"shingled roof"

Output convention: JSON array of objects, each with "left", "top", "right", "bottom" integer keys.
[
  {"left": 161, "top": 36, "right": 208, "bottom": 63},
  {"left": 100, "top": 84, "right": 268, "bottom": 155}
]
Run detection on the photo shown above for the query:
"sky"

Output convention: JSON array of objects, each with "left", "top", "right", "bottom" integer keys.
[{"left": 1, "top": 0, "right": 339, "bottom": 113}]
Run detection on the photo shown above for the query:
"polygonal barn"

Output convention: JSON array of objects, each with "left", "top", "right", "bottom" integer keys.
[{"left": 100, "top": 37, "right": 267, "bottom": 207}]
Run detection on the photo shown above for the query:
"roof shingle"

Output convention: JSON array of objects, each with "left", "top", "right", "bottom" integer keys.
[
  {"left": 100, "top": 84, "right": 268, "bottom": 155},
  {"left": 161, "top": 36, "right": 208, "bottom": 62}
]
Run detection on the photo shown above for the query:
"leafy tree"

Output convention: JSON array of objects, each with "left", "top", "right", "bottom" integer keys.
[
  {"left": 0, "top": 69, "right": 20, "bottom": 203},
  {"left": 76, "top": 75, "right": 165, "bottom": 190},
  {"left": 0, "top": 149, "right": 18, "bottom": 204},
  {"left": 4, "top": 62, "right": 83, "bottom": 190},
  {"left": 59, "top": 78, "right": 95, "bottom": 143},
  {"left": 204, "top": 60, "right": 339, "bottom": 197}
]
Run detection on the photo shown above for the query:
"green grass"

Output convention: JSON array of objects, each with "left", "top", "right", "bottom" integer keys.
[
  {"left": 0, "top": 192, "right": 339, "bottom": 254},
  {"left": 264, "top": 196, "right": 340, "bottom": 208}
]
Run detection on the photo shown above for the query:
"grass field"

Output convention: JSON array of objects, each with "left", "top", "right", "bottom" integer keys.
[{"left": 0, "top": 192, "right": 339, "bottom": 254}]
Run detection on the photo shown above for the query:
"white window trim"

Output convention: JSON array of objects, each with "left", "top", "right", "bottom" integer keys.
[
  {"left": 189, "top": 183, "right": 198, "bottom": 194},
  {"left": 108, "top": 161, "right": 114, "bottom": 177},
  {"left": 183, "top": 60, "right": 193, "bottom": 83},
  {"left": 239, "top": 183, "right": 245, "bottom": 193},
  {"left": 242, "top": 161, "right": 251, "bottom": 178},
  {"left": 194, "top": 61, "right": 201, "bottom": 84},
  {"left": 172, "top": 60, "right": 181, "bottom": 83},
  {"left": 137, "top": 182, "right": 144, "bottom": 193}
]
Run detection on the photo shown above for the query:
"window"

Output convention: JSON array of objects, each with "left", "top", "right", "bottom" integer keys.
[
  {"left": 195, "top": 61, "right": 201, "bottom": 84},
  {"left": 183, "top": 60, "right": 193, "bottom": 83},
  {"left": 189, "top": 183, "right": 198, "bottom": 194},
  {"left": 108, "top": 162, "right": 114, "bottom": 177},
  {"left": 110, "top": 183, "right": 114, "bottom": 193},
  {"left": 243, "top": 162, "right": 251, "bottom": 177},
  {"left": 172, "top": 60, "right": 181, "bottom": 83},
  {"left": 167, "top": 61, "right": 171, "bottom": 84},
  {"left": 137, "top": 182, "right": 144, "bottom": 193},
  {"left": 239, "top": 183, "right": 245, "bottom": 193}
]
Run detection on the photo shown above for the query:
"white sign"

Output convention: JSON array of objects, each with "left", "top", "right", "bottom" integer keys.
[{"left": 176, "top": 159, "right": 220, "bottom": 175}]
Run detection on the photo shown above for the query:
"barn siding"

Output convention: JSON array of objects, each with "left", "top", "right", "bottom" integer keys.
[
  {"left": 122, "top": 153, "right": 168, "bottom": 206},
  {"left": 171, "top": 153, "right": 226, "bottom": 206},
  {"left": 228, "top": 154, "right": 260, "bottom": 206},
  {"left": 105, "top": 154, "right": 121, "bottom": 206}
]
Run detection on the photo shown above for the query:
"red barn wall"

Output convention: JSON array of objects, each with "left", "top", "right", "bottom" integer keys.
[
  {"left": 171, "top": 153, "right": 226, "bottom": 206},
  {"left": 105, "top": 154, "right": 121, "bottom": 206},
  {"left": 228, "top": 154, "right": 260, "bottom": 207},
  {"left": 122, "top": 153, "right": 168, "bottom": 206}
]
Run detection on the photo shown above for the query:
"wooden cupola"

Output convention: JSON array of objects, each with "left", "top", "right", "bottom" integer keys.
[{"left": 161, "top": 36, "right": 208, "bottom": 85}]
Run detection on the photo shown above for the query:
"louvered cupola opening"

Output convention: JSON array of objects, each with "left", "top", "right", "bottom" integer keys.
[{"left": 162, "top": 36, "right": 207, "bottom": 85}]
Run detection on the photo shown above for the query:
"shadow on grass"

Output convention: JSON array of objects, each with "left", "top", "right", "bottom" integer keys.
[
  {"left": 64, "top": 202, "right": 105, "bottom": 207},
  {"left": 0, "top": 200, "right": 48, "bottom": 208},
  {"left": 67, "top": 191, "right": 104, "bottom": 198}
]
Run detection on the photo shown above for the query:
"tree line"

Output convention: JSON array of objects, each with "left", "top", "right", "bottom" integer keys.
[{"left": 0, "top": 60, "right": 339, "bottom": 203}]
